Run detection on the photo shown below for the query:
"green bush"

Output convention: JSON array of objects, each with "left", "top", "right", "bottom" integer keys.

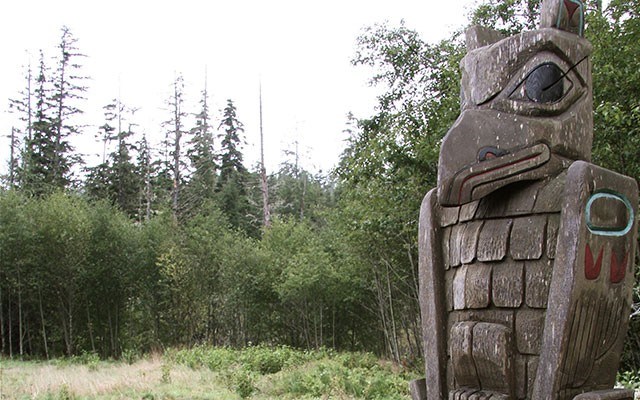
[
  {"left": 234, "top": 369, "right": 256, "bottom": 398},
  {"left": 121, "top": 348, "right": 140, "bottom": 365},
  {"left": 44, "top": 384, "right": 75, "bottom": 400},
  {"left": 280, "top": 364, "right": 332, "bottom": 397},
  {"left": 168, "top": 346, "right": 412, "bottom": 399},
  {"left": 169, "top": 346, "right": 236, "bottom": 371},
  {"left": 161, "top": 362, "right": 172, "bottom": 384},
  {"left": 240, "top": 345, "right": 304, "bottom": 374},
  {"left": 336, "top": 351, "right": 379, "bottom": 369},
  {"left": 618, "top": 370, "right": 640, "bottom": 389}
]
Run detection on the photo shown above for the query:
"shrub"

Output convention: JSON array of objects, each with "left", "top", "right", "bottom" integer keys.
[
  {"left": 240, "top": 345, "right": 299, "bottom": 374},
  {"left": 618, "top": 370, "right": 640, "bottom": 389}
]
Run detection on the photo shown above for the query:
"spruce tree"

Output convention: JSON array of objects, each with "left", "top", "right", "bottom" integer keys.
[
  {"left": 18, "top": 27, "right": 87, "bottom": 195},
  {"left": 136, "top": 134, "right": 153, "bottom": 221},
  {"left": 183, "top": 77, "right": 217, "bottom": 216},
  {"left": 50, "top": 26, "right": 87, "bottom": 189},
  {"left": 22, "top": 51, "right": 55, "bottom": 195},
  {"left": 7, "top": 60, "right": 33, "bottom": 188},
  {"left": 217, "top": 99, "right": 246, "bottom": 186},
  {"left": 86, "top": 99, "right": 140, "bottom": 218},
  {"left": 216, "top": 99, "right": 253, "bottom": 234}
]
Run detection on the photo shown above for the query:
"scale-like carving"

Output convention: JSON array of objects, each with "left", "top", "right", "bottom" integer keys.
[{"left": 410, "top": 1, "right": 638, "bottom": 399}]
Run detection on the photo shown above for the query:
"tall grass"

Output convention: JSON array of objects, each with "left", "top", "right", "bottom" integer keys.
[{"left": 0, "top": 347, "right": 416, "bottom": 399}]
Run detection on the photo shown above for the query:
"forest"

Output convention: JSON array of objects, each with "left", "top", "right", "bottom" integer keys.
[{"left": 1, "top": 0, "right": 640, "bottom": 376}]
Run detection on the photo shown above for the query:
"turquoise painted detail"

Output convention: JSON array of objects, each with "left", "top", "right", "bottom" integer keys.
[
  {"left": 585, "top": 191, "right": 635, "bottom": 237},
  {"left": 556, "top": 0, "right": 585, "bottom": 37}
]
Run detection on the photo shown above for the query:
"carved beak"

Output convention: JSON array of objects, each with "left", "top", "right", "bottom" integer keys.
[{"left": 438, "top": 143, "right": 552, "bottom": 206}]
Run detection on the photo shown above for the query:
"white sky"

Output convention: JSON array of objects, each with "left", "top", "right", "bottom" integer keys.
[{"left": 0, "top": 0, "right": 479, "bottom": 177}]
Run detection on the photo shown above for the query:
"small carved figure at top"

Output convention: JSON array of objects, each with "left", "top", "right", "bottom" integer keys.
[{"left": 541, "top": 0, "right": 585, "bottom": 36}]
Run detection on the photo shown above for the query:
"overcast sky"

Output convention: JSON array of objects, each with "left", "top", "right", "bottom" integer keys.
[{"left": 0, "top": 0, "right": 479, "bottom": 177}]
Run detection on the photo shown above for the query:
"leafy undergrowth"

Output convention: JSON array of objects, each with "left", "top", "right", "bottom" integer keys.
[
  {"left": 0, "top": 347, "right": 416, "bottom": 399},
  {"left": 167, "top": 345, "right": 415, "bottom": 399}
]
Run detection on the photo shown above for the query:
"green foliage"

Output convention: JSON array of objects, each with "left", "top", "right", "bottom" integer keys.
[
  {"left": 18, "top": 27, "right": 87, "bottom": 195},
  {"left": 239, "top": 345, "right": 306, "bottom": 375},
  {"left": 588, "top": 0, "right": 640, "bottom": 181},
  {"left": 121, "top": 348, "right": 140, "bottom": 365},
  {"left": 169, "top": 346, "right": 413, "bottom": 399},
  {"left": 276, "top": 351, "right": 411, "bottom": 399},
  {"left": 72, "top": 351, "right": 101, "bottom": 371},
  {"left": 471, "top": 0, "right": 542, "bottom": 35},
  {"left": 618, "top": 370, "right": 640, "bottom": 389},
  {"left": 183, "top": 83, "right": 217, "bottom": 218},
  {"left": 169, "top": 346, "right": 235, "bottom": 370},
  {"left": 227, "top": 367, "right": 256, "bottom": 398},
  {"left": 338, "top": 21, "right": 466, "bottom": 362},
  {"left": 3, "top": 1, "right": 640, "bottom": 379},
  {"left": 85, "top": 100, "right": 142, "bottom": 219},
  {"left": 161, "top": 362, "right": 172, "bottom": 384},
  {"left": 54, "top": 385, "right": 75, "bottom": 400}
]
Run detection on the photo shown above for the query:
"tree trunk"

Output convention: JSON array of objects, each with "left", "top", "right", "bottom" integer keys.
[
  {"left": 9, "top": 127, "right": 17, "bottom": 188},
  {"left": 87, "top": 303, "right": 95, "bottom": 353},
  {"left": 171, "top": 79, "right": 182, "bottom": 221},
  {"left": 259, "top": 83, "right": 271, "bottom": 228},
  {"left": 60, "top": 292, "right": 74, "bottom": 356},
  {"left": 115, "top": 306, "right": 120, "bottom": 357},
  {"left": 38, "top": 288, "right": 49, "bottom": 360},
  {"left": 108, "top": 308, "right": 115, "bottom": 357},
  {"left": 332, "top": 307, "right": 336, "bottom": 348},
  {"left": 18, "top": 271, "right": 23, "bottom": 357},
  {"left": 385, "top": 260, "right": 400, "bottom": 362},
  {"left": 300, "top": 173, "right": 307, "bottom": 220},
  {"left": 373, "top": 269, "right": 391, "bottom": 358},
  {"left": 53, "top": 41, "right": 67, "bottom": 186},
  {"left": 145, "top": 152, "right": 152, "bottom": 221},
  {"left": 8, "top": 297, "right": 13, "bottom": 358},
  {"left": 0, "top": 282, "right": 5, "bottom": 355}
]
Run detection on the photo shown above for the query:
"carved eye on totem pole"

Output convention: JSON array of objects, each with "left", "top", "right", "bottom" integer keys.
[
  {"left": 513, "top": 62, "right": 569, "bottom": 103},
  {"left": 501, "top": 55, "right": 588, "bottom": 115}
]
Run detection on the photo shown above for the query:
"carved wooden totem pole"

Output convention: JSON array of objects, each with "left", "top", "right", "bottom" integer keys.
[{"left": 411, "top": 0, "right": 639, "bottom": 399}]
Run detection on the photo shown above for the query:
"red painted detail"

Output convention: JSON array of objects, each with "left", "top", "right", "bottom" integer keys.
[
  {"left": 564, "top": 0, "right": 580, "bottom": 19},
  {"left": 610, "top": 250, "right": 628, "bottom": 284},
  {"left": 585, "top": 244, "right": 604, "bottom": 280}
]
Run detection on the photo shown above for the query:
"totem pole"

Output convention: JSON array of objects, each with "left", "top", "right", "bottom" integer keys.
[{"left": 411, "top": 0, "right": 639, "bottom": 399}]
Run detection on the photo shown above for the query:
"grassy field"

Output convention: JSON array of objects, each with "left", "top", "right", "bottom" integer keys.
[
  {"left": 0, "top": 347, "right": 416, "bottom": 399},
  {"left": 4, "top": 348, "right": 638, "bottom": 400}
]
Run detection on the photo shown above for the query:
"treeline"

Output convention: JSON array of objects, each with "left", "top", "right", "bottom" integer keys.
[
  {"left": 2, "top": 0, "right": 640, "bottom": 372},
  {"left": 0, "top": 26, "right": 387, "bottom": 360},
  {"left": 0, "top": 191, "right": 373, "bottom": 359}
]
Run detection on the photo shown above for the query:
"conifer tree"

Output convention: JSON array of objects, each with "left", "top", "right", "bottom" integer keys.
[
  {"left": 86, "top": 99, "right": 140, "bottom": 217},
  {"left": 3, "top": 128, "right": 20, "bottom": 189},
  {"left": 22, "top": 51, "right": 55, "bottom": 195},
  {"left": 136, "top": 134, "right": 153, "bottom": 221},
  {"left": 217, "top": 99, "right": 246, "bottom": 186},
  {"left": 18, "top": 27, "right": 87, "bottom": 195},
  {"left": 184, "top": 75, "right": 217, "bottom": 216},
  {"left": 216, "top": 99, "right": 252, "bottom": 233},
  {"left": 50, "top": 26, "right": 87, "bottom": 189},
  {"left": 7, "top": 60, "right": 33, "bottom": 187},
  {"left": 85, "top": 101, "right": 117, "bottom": 201}
]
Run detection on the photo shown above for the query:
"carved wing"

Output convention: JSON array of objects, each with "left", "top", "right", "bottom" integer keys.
[
  {"left": 533, "top": 161, "right": 638, "bottom": 400},
  {"left": 417, "top": 188, "right": 448, "bottom": 400}
]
